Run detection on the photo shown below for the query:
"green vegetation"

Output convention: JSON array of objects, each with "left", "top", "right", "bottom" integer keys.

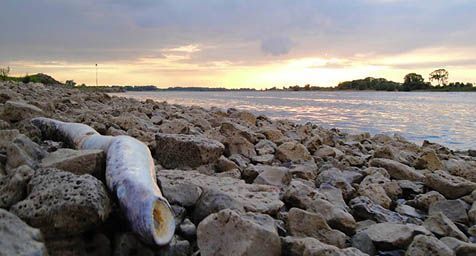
[{"left": 336, "top": 77, "right": 401, "bottom": 91}]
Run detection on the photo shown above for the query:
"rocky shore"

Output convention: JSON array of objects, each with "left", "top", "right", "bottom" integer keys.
[{"left": 1, "top": 81, "right": 476, "bottom": 256}]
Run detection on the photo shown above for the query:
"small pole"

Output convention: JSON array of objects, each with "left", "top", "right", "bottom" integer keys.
[{"left": 95, "top": 64, "right": 98, "bottom": 86}]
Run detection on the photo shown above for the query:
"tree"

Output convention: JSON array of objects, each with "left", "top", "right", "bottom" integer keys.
[
  {"left": 65, "top": 80, "right": 77, "bottom": 88},
  {"left": 0, "top": 66, "right": 10, "bottom": 81},
  {"left": 429, "top": 69, "right": 449, "bottom": 86},
  {"left": 22, "top": 74, "right": 31, "bottom": 83},
  {"left": 402, "top": 73, "right": 429, "bottom": 91}
]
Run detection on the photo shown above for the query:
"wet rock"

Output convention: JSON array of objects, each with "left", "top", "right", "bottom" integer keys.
[
  {"left": 197, "top": 209, "right": 281, "bottom": 256},
  {"left": 350, "top": 196, "right": 408, "bottom": 224},
  {"left": 370, "top": 158, "right": 424, "bottom": 181},
  {"left": 276, "top": 141, "right": 312, "bottom": 162},
  {"left": 2, "top": 100, "right": 44, "bottom": 122},
  {"left": 361, "top": 223, "right": 430, "bottom": 250},
  {"left": 0, "top": 208, "right": 47, "bottom": 256},
  {"left": 405, "top": 235, "right": 454, "bottom": 256},
  {"left": 253, "top": 165, "right": 291, "bottom": 187},
  {"left": 408, "top": 191, "right": 446, "bottom": 210},
  {"left": 6, "top": 134, "right": 46, "bottom": 170},
  {"left": 281, "top": 236, "right": 367, "bottom": 256},
  {"left": 429, "top": 199, "right": 469, "bottom": 224},
  {"left": 423, "top": 212, "right": 468, "bottom": 241},
  {"left": 0, "top": 165, "right": 34, "bottom": 209},
  {"left": 424, "top": 170, "right": 476, "bottom": 199},
  {"left": 157, "top": 169, "right": 283, "bottom": 220},
  {"left": 287, "top": 207, "right": 348, "bottom": 248},
  {"left": 10, "top": 168, "right": 111, "bottom": 238},
  {"left": 40, "top": 148, "right": 105, "bottom": 176},
  {"left": 155, "top": 133, "right": 224, "bottom": 168},
  {"left": 414, "top": 149, "right": 443, "bottom": 171}
]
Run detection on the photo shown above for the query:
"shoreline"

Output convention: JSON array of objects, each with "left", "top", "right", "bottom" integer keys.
[{"left": 1, "top": 81, "right": 476, "bottom": 255}]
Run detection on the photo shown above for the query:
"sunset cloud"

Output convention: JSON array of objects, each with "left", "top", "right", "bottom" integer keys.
[{"left": 1, "top": 0, "right": 475, "bottom": 87}]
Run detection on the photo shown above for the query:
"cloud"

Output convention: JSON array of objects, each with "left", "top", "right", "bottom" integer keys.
[{"left": 261, "top": 37, "right": 293, "bottom": 56}]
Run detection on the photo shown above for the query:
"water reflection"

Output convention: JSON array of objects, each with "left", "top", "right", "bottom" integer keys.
[{"left": 110, "top": 91, "right": 476, "bottom": 150}]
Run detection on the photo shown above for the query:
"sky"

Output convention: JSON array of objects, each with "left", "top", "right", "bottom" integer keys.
[{"left": 1, "top": 0, "right": 475, "bottom": 88}]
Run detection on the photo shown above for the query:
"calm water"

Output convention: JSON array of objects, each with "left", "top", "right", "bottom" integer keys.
[{"left": 111, "top": 91, "right": 476, "bottom": 150}]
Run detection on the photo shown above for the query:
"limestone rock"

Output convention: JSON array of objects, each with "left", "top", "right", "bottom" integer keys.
[
  {"left": 0, "top": 165, "right": 34, "bottom": 209},
  {"left": 197, "top": 209, "right": 281, "bottom": 256},
  {"left": 408, "top": 190, "right": 446, "bottom": 210},
  {"left": 425, "top": 170, "right": 476, "bottom": 199},
  {"left": 362, "top": 223, "right": 430, "bottom": 250},
  {"left": 113, "top": 232, "right": 154, "bottom": 256},
  {"left": 224, "top": 135, "right": 257, "bottom": 158},
  {"left": 428, "top": 199, "right": 469, "bottom": 223},
  {"left": 6, "top": 134, "right": 46, "bottom": 171},
  {"left": 157, "top": 169, "right": 283, "bottom": 219},
  {"left": 2, "top": 100, "right": 44, "bottom": 122},
  {"left": 260, "top": 128, "right": 285, "bottom": 143},
  {"left": 350, "top": 196, "right": 408, "bottom": 224},
  {"left": 0, "top": 208, "right": 47, "bottom": 256},
  {"left": 441, "top": 237, "right": 476, "bottom": 255},
  {"left": 405, "top": 235, "right": 454, "bottom": 256},
  {"left": 10, "top": 168, "right": 111, "bottom": 237},
  {"left": 276, "top": 141, "right": 312, "bottom": 162},
  {"left": 230, "top": 110, "right": 257, "bottom": 125},
  {"left": 414, "top": 150, "right": 443, "bottom": 171},
  {"left": 369, "top": 158, "right": 424, "bottom": 181},
  {"left": 287, "top": 208, "right": 348, "bottom": 248},
  {"left": 40, "top": 148, "right": 105, "bottom": 176},
  {"left": 155, "top": 133, "right": 224, "bottom": 168},
  {"left": 424, "top": 212, "right": 468, "bottom": 241},
  {"left": 281, "top": 236, "right": 366, "bottom": 256},
  {"left": 314, "top": 145, "right": 344, "bottom": 160},
  {"left": 253, "top": 165, "right": 291, "bottom": 187},
  {"left": 220, "top": 121, "right": 257, "bottom": 143}
]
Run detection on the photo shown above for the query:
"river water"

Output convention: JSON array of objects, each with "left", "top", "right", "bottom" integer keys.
[{"left": 111, "top": 91, "right": 476, "bottom": 150}]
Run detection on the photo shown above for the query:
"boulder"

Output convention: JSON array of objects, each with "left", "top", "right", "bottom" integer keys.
[
  {"left": 197, "top": 209, "right": 281, "bottom": 256},
  {"left": 156, "top": 236, "right": 192, "bottom": 256},
  {"left": 158, "top": 119, "right": 190, "bottom": 134},
  {"left": 314, "top": 145, "right": 344, "bottom": 159},
  {"left": 113, "top": 232, "right": 154, "bottom": 256},
  {"left": 230, "top": 110, "right": 257, "bottom": 125},
  {"left": 159, "top": 178, "right": 203, "bottom": 208},
  {"left": 408, "top": 191, "right": 446, "bottom": 210},
  {"left": 0, "top": 165, "right": 34, "bottom": 209},
  {"left": 157, "top": 169, "right": 283, "bottom": 220},
  {"left": 441, "top": 237, "right": 476, "bottom": 255},
  {"left": 350, "top": 196, "right": 408, "bottom": 224},
  {"left": 216, "top": 156, "right": 239, "bottom": 172},
  {"left": 0, "top": 129, "right": 20, "bottom": 151},
  {"left": 369, "top": 158, "right": 424, "bottom": 181},
  {"left": 281, "top": 236, "right": 367, "bottom": 256},
  {"left": 254, "top": 139, "right": 276, "bottom": 155},
  {"left": 224, "top": 135, "right": 257, "bottom": 158},
  {"left": 0, "top": 209, "right": 47, "bottom": 256},
  {"left": 361, "top": 223, "right": 430, "bottom": 250},
  {"left": 6, "top": 134, "right": 46, "bottom": 171},
  {"left": 253, "top": 166, "right": 291, "bottom": 187},
  {"left": 40, "top": 148, "right": 105, "bottom": 176},
  {"left": 405, "top": 235, "right": 454, "bottom": 256},
  {"left": 260, "top": 128, "right": 285, "bottom": 143},
  {"left": 425, "top": 170, "right": 476, "bottom": 199},
  {"left": 287, "top": 208, "right": 348, "bottom": 248},
  {"left": 155, "top": 133, "right": 224, "bottom": 168},
  {"left": 428, "top": 199, "right": 469, "bottom": 223},
  {"left": 423, "top": 212, "right": 468, "bottom": 242},
  {"left": 283, "top": 180, "right": 356, "bottom": 234},
  {"left": 220, "top": 121, "right": 257, "bottom": 143},
  {"left": 358, "top": 183, "right": 392, "bottom": 209},
  {"left": 414, "top": 150, "right": 443, "bottom": 171},
  {"left": 2, "top": 100, "right": 44, "bottom": 122},
  {"left": 276, "top": 141, "right": 312, "bottom": 162},
  {"left": 10, "top": 168, "right": 111, "bottom": 237}
]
